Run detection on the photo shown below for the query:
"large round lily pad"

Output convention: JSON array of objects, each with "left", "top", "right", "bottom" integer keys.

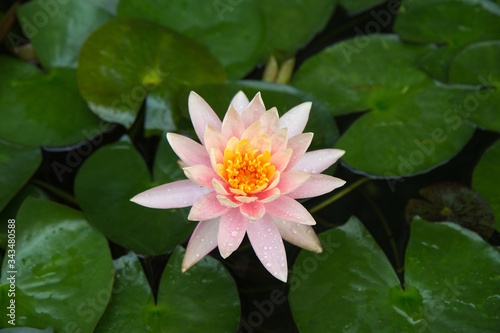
[
  {"left": 394, "top": 0, "right": 500, "bottom": 47},
  {"left": 0, "top": 56, "right": 103, "bottom": 147},
  {"left": 74, "top": 136, "right": 194, "bottom": 255},
  {"left": 117, "top": 0, "right": 265, "bottom": 79},
  {"left": 254, "top": 0, "right": 337, "bottom": 57},
  {"left": 17, "top": 0, "right": 112, "bottom": 69},
  {"left": 289, "top": 217, "right": 500, "bottom": 332},
  {"left": 77, "top": 18, "right": 226, "bottom": 131},
  {"left": 95, "top": 248, "right": 240, "bottom": 332},
  {"left": 473, "top": 139, "right": 500, "bottom": 231},
  {"left": 292, "top": 34, "right": 475, "bottom": 177},
  {"left": 0, "top": 198, "right": 114, "bottom": 331},
  {"left": 448, "top": 40, "right": 500, "bottom": 132}
]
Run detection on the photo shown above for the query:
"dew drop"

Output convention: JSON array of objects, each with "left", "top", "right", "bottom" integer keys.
[
  {"left": 195, "top": 253, "right": 200, "bottom": 257},
  {"left": 228, "top": 242, "right": 234, "bottom": 247},
  {"left": 291, "top": 227, "right": 298, "bottom": 234},
  {"left": 200, "top": 238, "right": 205, "bottom": 242},
  {"left": 230, "top": 231, "right": 238, "bottom": 237},
  {"left": 266, "top": 263, "right": 272, "bottom": 267}
]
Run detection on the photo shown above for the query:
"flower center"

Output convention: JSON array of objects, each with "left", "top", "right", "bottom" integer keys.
[{"left": 217, "top": 139, "right": 275, "bottom": 194}]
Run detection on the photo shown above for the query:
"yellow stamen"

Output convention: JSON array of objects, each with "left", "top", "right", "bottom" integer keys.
[{"left": 217, "top": 139, "right": 275, "bottom": 194}]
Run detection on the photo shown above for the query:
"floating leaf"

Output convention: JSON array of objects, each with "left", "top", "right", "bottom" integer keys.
[
  {"left": 95, "top": 249, "right": 240, "bottom": 332},
  {"left": 473, "top": 139, "right": 500, "bottom": 231},
  {"left": 0, "top": 56, "right": 104, "bottom": 147},
  {"left": 117, "top": 0, "right": 265, "bottom": 79},
  {"left": 0, "top": 184, "right": 47, "bottom": 250},
  {"left": 405, "top": 182, "right": 495, "bottom": 239},
  {"left": 338, "top": 0, "right": 385, "bottom": 13},
  {"left": 180, "top": 80, "right": 339, "bottom": 151},
  {"left": 254, "top": 0, "right": 337, "bottom": 57},
  {"left": 0, "top": 198, "right": 113, "bottom": 331},
  {"left": 394, "top": 0, "right": 500, "bottom": 47},
  {"left": 74, "top": 137, "right": 194, "bottom": 255},
  {"left": 448, "top": 40, "right": 500, "bottom": 132},
  {"left": 77, "top": 18, "right": 226, "bottom": 131},
  {"left": 0, "top": 140, "right": 41, "bottom": 211},
  {"left": 289, "top": 217, "right": 500, "bottom": 332},
  {"left": 292, "top": 34, "right": 475, "bottom": 176},
  {"left": 17, "top": 0, "right": 112, "bottom": 69}
]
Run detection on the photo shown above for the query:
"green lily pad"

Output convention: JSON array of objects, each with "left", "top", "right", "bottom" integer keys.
[
  {"left": 95, "top": 249, "right": 240, "bottom": 332},
  {"left": 0, "top": 140, "right": 41, "bottom": 211},
  {"left": 416, "top": 45, "right": 462, "bottom": 82},
  {"left": 473, "top": 139, "right": 500, "bottom": 231},
  {"left": 77, "top": 18, "right": 226, "bottom": 131},
  {"left": 17, "top": 0, "right": 112, "bottom": 69},
  {"left": 0, "top": 56, "right": 104, "bottom": 147},
  {"left": 448, "top": 40, "right": 500, "bottom": 132},
  {"left": 405, "top": 182, "right": 495, "bottom": 239},
  {"left": 292, "top": 34, "right": 475, "bottom": 176},
  {"left": 0, "top": 184, "right": 47, "bottom": 250},
  {"left": 338, "top": 0, "right": 385, "bottom": 13},
  {"left": 254, "top": 0, "right": 337, "bottom": 57},
  {"left": 117, "top": 0, "right": 265, "bottom": 79},
  {"left": 74, "top": 136, "right": 194, "bottom": 255},
  {"left": 181, "top": 80, "right": 339, "bottom": 151},
  {"left": 0, "top": 198, "right": 113, "bottom": 331},
  {"left": 394, "top": 0, "right": 500, "bottom": 48},
  {"left": 289, "top": 217, "right": 500, "bottom": 332}
]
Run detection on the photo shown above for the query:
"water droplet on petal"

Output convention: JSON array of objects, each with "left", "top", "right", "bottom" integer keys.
[
  {"left": 228, "top": 242, "right": 234, "bottom": 247},
  {"left": 231, "top": 231, "right": 238, "bottom": 237},
  {"left": 266, "top": 263, "right": 272, "bottom": 267},
  {"left": 291, "top": 226, "right": 298, "bottom": 234},
  {"left": 195, "top": 253, "right": 200, "bottom": 257}
]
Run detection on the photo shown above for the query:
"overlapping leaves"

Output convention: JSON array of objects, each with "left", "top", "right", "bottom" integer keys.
[{"left": 290, "top": 217, "right": 500, "bottom": 332}]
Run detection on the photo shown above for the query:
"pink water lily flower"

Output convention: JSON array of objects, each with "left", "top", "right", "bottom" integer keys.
[{"left": 131, "top": 91, "right": 345, "bottom": 282}]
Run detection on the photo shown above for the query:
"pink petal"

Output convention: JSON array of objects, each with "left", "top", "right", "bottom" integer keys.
[
  {"left": 265, "top": 170, "right": 281, "bottom": 191},
  {"left": 166, "top": 133, "right": 210, "bottom": 167},
  {"left": 241, "top": 121, "right": 263, "bottom": 142},
  {"left": 270, "top": 128, "right": 288, "bottom": 155},
  {"left": 183, "top": 164, "right": 219, "bottom": 189},
  {"left": 213, "top": 178, "right": 230, "bottom": 195},
  {"left": 188, "top": 192, "right": 230, "bottom": 221},
  {"left": 235, "top": 195, "right": 257, "bottom": 203},
  {"left": 241, "top": 92, "right": 266, "bottom": 128},
  {"left": 277, "top": 170, "right": 311, "bottom": 195},
  {"left": 209, "top": 147, "right": 224, "bottom": 170},
  {"left": 271, "top": 148, "right": 293, "bottom": 173},
  {"left": 279, "top": 102, "right": 311, "bottom": 137},
  {"left": 189, "top": 91, "right": 222, "bottom": 144},
  {"left": 217, "top": 195, "right": 240, "bottom": 208},
  {"left": 259, "top": 107, "right": 280, "bottom": 135},
  {"left": 230, "top": 91, "right": 249, "bottom": 115},
  {"left": 264, "top": 196, "right": 316, "bottom": 225},
  {"left": 130, "top": 180, "right": 212, "bottom": 209},
  {"left": 204, "top": 124, "right": 228, "bottom": 154},
  {"left": 256, "top": 187, "right": 280, "bottom": 203},
  {"left": 246, "top": 214, "right": 288, "bottom": 282},
  {"left": 287, "top": 174, "right": 346, "bottom": 199},
  {"left": 285, "top": 133, "right": 313, "bottom": 171},
  {"left": 182, "top": 218, "right": 219, "bottom": 273},
  {"left": 292, "top": 149, "right": 345, "bottom": 173},
  {"left": 251, "top": 133, "right": 272, "bottom": 154},
  {"left": 221, "top": 104, "right": 245, "bottom": 139},
  {"left": 273, "top": 217, "right": 322, "bottom": 253},
  {"left": 218, "top": 208, "right": 248, "bottom": 258},
  {"left": 240, "top": 201, "right": 266, "bottom": 221}
]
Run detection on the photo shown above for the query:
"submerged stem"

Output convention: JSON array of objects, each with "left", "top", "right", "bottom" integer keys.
[{"left": 310, "top": 177, "right": 370, "bottom": 214}]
